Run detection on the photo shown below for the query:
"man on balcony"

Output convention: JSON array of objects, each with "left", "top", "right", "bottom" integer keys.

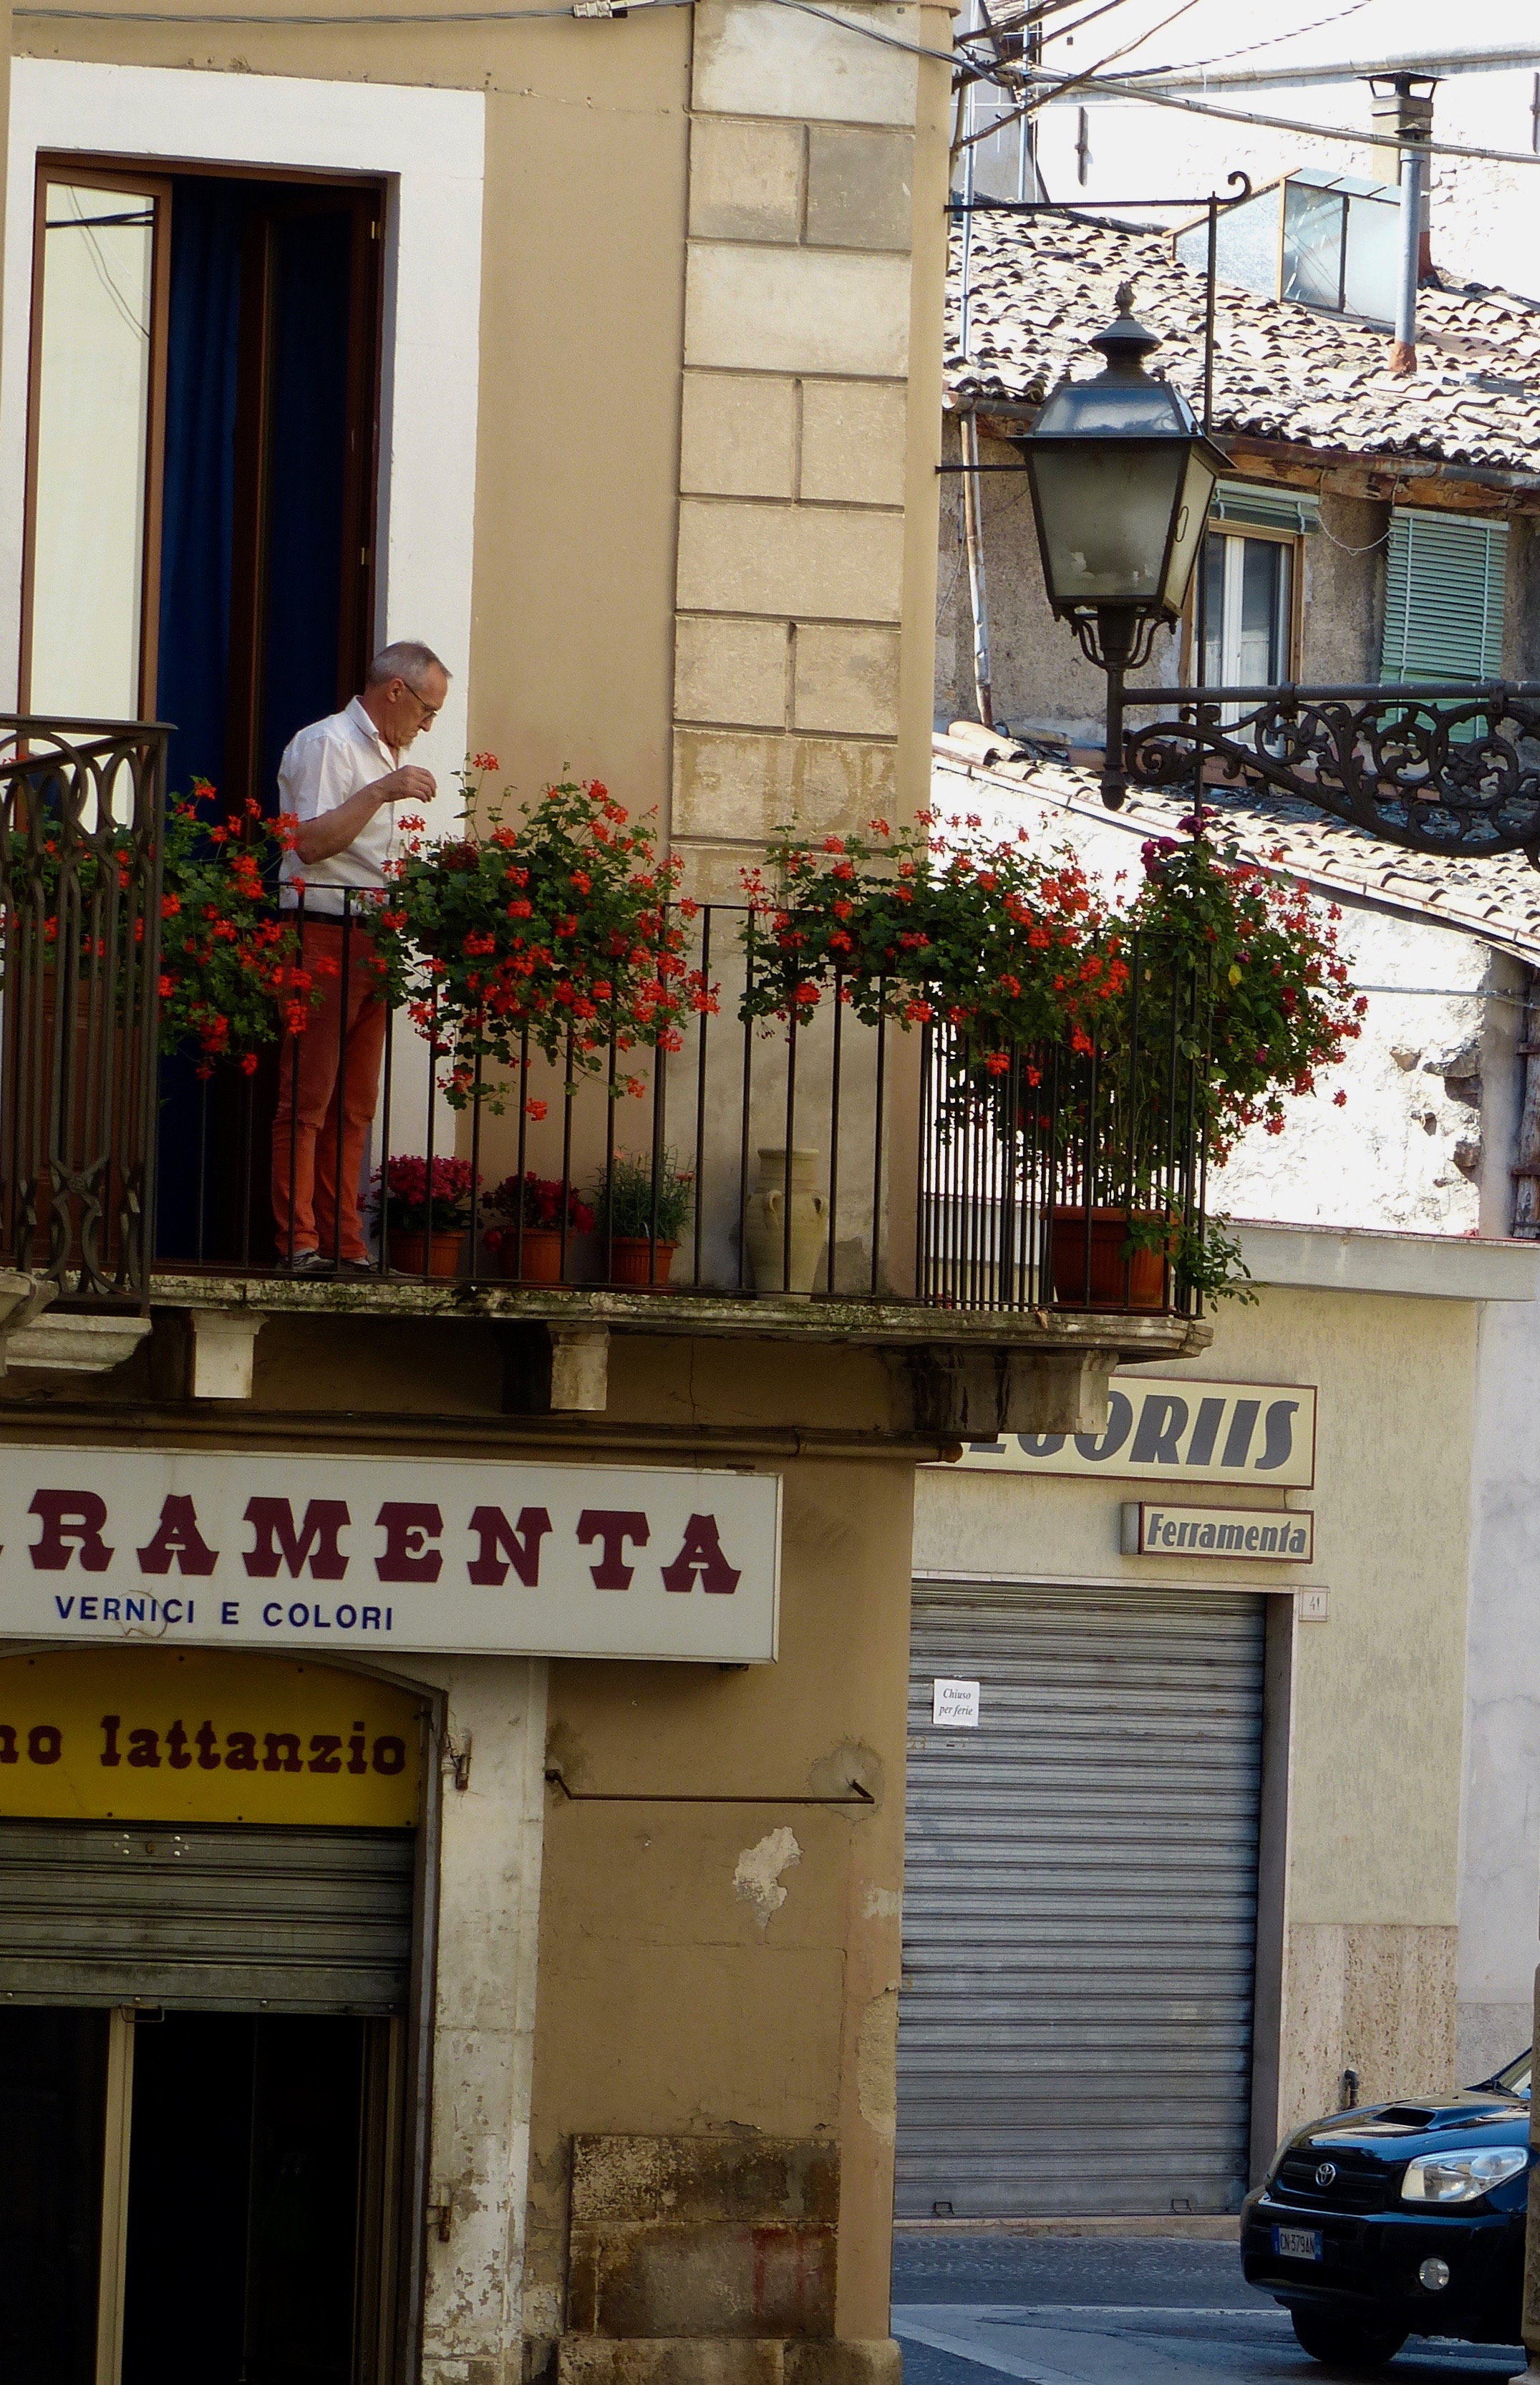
[{"left": 272, "top": 640, "right": 449, "bottom": 1276}]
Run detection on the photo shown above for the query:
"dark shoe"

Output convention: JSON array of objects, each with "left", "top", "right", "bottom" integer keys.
[
  {"left": 334, "top": 1258, "right": 379, "bottom": 1278},
  {"left": 289, "top": 1250, "right": 334, "bottom": 1278}
]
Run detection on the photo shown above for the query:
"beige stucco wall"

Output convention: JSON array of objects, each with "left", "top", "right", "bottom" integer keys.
[
  {"left": 912, "top": 1280, "right": 1474, "bottom": 2159},
  {"left": 18, "top": 0, "right": 949, "bottom": 872},
  {"left": 522, "top": 1335, "right": 915, "bottom": 2366}
]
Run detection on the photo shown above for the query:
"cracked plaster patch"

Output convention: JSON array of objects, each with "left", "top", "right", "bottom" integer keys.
[{"left": 733, "top": 1825, "right": 802, "bottom": 1927}]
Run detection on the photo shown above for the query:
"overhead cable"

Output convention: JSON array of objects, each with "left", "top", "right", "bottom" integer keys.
[
  {"left": 1106, "top": 0, "right": 1380, "bottom": 82},
  {"left": 962, "top": 61, "right": 1540, "bottom": 164}
]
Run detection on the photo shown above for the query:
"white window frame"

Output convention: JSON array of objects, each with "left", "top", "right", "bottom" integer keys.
[{"left": 0, "top": 57, "right": 485, "bottom": 790}]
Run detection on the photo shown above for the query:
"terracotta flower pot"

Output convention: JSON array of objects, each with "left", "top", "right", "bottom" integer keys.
[
  {"left": 1049, "top": 1207, "right": 1167, "bottom": 1310},
  {"left": 606, "top": 1237, "right": 677, "bottom": 1287},
  {"left": 498, "top": 1226, "right": 564, "bottom": 1284},
  {"left": 389, "top": 1229, "right": 465, "bottom": 1278}
]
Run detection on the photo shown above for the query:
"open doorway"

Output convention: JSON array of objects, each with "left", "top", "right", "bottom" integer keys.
[
  {"left": 22, "top": 160, "right": 383, "bottom": 781},
  {"left": 0, "top": 2006, "right": 399, "bottom": 2385},
  {"left": 19, "top": 159, "right": 387, "bottom": 1260}
]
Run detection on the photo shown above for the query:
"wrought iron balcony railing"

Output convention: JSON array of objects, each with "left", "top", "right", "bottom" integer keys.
[
  {"left": 0, "top": 717, "right": 1209, "bottom": 1322},
  {"left": 159, "top": 894, "right": 1210, "bottom": 1321},
  {"left": 0, "top": 717, "right": 168, "bottom": 1308},
  {"left": 1127, "top": 681, "right": 1540, "bottom": 858}
]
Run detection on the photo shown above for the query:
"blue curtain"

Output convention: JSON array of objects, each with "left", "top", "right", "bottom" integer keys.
[
  {"left": 155, "top": 179, "right": 243, "bottom": 797},
  {"left": 155, "top": 181, "right": 356, "bottom": 1262},
  {"left": 262, "top": 208, "right": 352, "bottom": 792},
  {"left": 156, "top": 183, "right": 354, "bottom": 805}
]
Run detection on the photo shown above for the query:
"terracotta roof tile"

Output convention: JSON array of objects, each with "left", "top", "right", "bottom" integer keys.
[
  {"left": 948, "top": 213, "right": 1540, "bottom": 478},
  {"left": 932, "top": 731, "right": 1540, "bottom": 963}
]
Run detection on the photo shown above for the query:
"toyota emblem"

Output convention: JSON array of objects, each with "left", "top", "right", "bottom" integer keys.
[{"left": 1315, "top": 2162, "right": 1337, "bottom": 2187}]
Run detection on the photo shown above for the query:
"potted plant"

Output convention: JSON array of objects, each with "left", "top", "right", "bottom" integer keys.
[
  {"left": 483, "top": 1172, "right": 595, "bottom": 1283},
  {"left": 371, "top": 1153, "right": 480, "bottom": 1277},
  {"left": 740, "top": 811, "right": 1362, "bottom": 1304},
  {"left": 367, "top": 768, "right": 718, "bottom": 1116},
  {"left": 155, "top": 782, "right": 324, "bottom": 1075},
  {"left": 589, "top": 1151, "right": 694, "bottom": 1287}
]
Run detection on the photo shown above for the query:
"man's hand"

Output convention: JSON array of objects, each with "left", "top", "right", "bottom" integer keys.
[
  {"left": 372, "top": 763, "right": 437, "bottom": 808},
  {"left": 292, "top": 765, "right": 437, "bottom": 866}
]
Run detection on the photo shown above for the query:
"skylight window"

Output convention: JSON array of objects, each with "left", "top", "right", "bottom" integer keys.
[{"left": 1175, "top": 170, "right": 1402, "bottom": 324}]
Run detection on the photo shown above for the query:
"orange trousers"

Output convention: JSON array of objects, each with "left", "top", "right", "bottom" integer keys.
[{"left": 271, "top": 919, "right": 388, "bottom": 1263}]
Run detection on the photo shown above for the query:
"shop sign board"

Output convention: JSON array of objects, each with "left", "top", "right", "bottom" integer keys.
[
  {"left": 950, "top": 1378, "right": 1317, "bottom": 1489},
  {"left": 1120, "top": 1503, "right": 1314, "bottom": 1562},
  {"left": 0, "top": 1448, "right": 782, "bottom": 1663},
  {"left": 0, "top": 1645, "right": 424, "bottom": 1825}
]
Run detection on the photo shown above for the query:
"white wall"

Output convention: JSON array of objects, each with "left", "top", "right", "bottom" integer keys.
[{"left": 1462, "top": 1295, "right": 1540, "bottom": 2079}]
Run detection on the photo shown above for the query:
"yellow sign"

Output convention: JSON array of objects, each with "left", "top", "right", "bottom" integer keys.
[{"left": 0, "top": 1647, "right": 424, "bottom": 1826}]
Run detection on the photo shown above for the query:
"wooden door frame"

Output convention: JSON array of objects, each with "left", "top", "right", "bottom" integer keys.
[
  {"left": 19, "top": 160, "right": 174, "bottom": 723},
  {"left": 20, "top": 157, "right": 385, "bottom": 751}
]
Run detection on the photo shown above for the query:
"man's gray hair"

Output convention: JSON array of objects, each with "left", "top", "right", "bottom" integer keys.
[{"left": 367, "top": 640, "right": 450, "bottom": 694}]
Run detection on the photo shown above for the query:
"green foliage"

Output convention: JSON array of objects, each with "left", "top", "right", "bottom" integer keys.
[
  {"left": 739, "top": 808, "right": 1364, "bottom": 1296},
  {"left": 366, "top": 770, "right": 717, "bottom": 1113},
  {"left": 589, "top": 1151, "right": 695, "bottom": 1244},
  {"left": 7, "top": 778, "right": 316, "bottom": 1075},
  {"left": 157, "top": 784, "right": 318, "bottom": 1074}
]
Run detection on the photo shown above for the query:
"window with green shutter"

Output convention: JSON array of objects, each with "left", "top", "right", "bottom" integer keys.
[{"left": 1381, "top": 509, "right": 1508, "bottom": 682}]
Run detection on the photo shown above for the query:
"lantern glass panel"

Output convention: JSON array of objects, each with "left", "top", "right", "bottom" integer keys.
[
  {"left": 1030, "top": 442, "right": 1186, "bottom": 607},
  {"left": 1160, "top": 445, "right": 1220, "bottom": 616}
]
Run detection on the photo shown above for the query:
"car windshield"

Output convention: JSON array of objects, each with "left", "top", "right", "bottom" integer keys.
[{"left": 1489, "top": 2050, "right": 1531, "bottom": 2098}]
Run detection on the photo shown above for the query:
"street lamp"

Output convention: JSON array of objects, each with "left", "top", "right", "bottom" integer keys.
[{"left": 1018, "top": 283, "right": 1228, "bottom": 808}]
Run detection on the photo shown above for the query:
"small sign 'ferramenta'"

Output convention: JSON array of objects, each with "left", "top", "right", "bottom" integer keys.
[
  {"left": 0, "top": 1449, "right": 781, "bottom": 1661},
  {"left": 1122, "top": 1503, "right": 1314, "bottom": 1562}
]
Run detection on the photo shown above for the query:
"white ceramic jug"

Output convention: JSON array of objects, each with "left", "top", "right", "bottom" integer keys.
[{"left": 745, "top": 1146, "right": 828, "bottom": 1297}]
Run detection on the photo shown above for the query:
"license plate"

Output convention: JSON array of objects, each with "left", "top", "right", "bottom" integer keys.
[{"left": 1274, "top": 2227, "right": 1322, "bottom": 2262}]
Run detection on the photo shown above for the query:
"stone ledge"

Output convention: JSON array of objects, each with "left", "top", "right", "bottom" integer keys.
[
  {"left": 149, "top": 1278, "right": 1212, "bottom": 1434},
  {"left": 556, "top": 2342, "right": 899, "bottom": 2385},
  {"left": 5, "top": 1310, "right": 151, "bottom": 1375},
  {"left": 150, "top": 1272, "right": 1211, "bottom": 1360}
]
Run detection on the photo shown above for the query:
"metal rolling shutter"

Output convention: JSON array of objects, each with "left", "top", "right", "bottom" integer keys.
[
  {"left": 0, "top": 1819, "right": 415, "bottom": 2013},
  {"left": 896, "top": 1582, "right": 1265, "bottom": 2218},
  {"left": 1381, "top": 508, "right": 1508, "bottom": 682}
]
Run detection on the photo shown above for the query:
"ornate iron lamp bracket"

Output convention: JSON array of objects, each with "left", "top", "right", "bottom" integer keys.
[{"left": 1127, "top": 682, "right": 1540, "bottom": 862}]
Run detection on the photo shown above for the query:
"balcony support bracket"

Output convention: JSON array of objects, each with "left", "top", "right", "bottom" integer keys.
[
  {"left": 500, "top": 1321, "right": 610, "bottom": 1417},
  {"left": 188, "top": 1310, "right": 267, "bottom": 1401},
  {"left": 909, "top": 1346, "right": 1113, "bottom": 1440}
]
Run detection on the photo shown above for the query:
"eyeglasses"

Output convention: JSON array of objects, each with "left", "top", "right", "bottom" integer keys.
[{"left": 395, "top": 684, "right": 441, "bottom": 723}]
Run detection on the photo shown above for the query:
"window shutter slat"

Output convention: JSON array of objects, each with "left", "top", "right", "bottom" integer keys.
[{"left": 1381, "top": 509, "right": 1508, "bottom": 682}]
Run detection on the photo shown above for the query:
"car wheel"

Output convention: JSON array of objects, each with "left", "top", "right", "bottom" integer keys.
[{"left": 1289, "top": 2308, "right": 1408, "bottom": 2369}]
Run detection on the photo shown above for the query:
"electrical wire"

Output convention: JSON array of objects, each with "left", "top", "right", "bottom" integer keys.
[
  {"left": 1050, "top": 66, "right": 1540, "bottom": 166},
  {"left": 1112, "top": 0, "right": 1380, "bottom": 80},
  {"left": 964, "top": 60, "right": 1540, "bottom": 166}
]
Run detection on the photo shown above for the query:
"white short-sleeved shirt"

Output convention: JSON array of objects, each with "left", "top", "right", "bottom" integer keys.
[{"left": 276, "top": 696, "right": 399, "bottom": 916}]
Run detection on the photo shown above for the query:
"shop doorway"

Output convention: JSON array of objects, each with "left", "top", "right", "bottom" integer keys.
[
  {"left": 0, "top": 2005, "right": 395, "bottom": 2385},
  {"left": 0, "top": 1648, "right": 428, "bottom": 2385}
]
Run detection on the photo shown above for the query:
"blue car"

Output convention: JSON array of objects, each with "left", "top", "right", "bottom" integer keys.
[{"left": 1241, "top": 2049, "right": 1533, "bottom": 2368}]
